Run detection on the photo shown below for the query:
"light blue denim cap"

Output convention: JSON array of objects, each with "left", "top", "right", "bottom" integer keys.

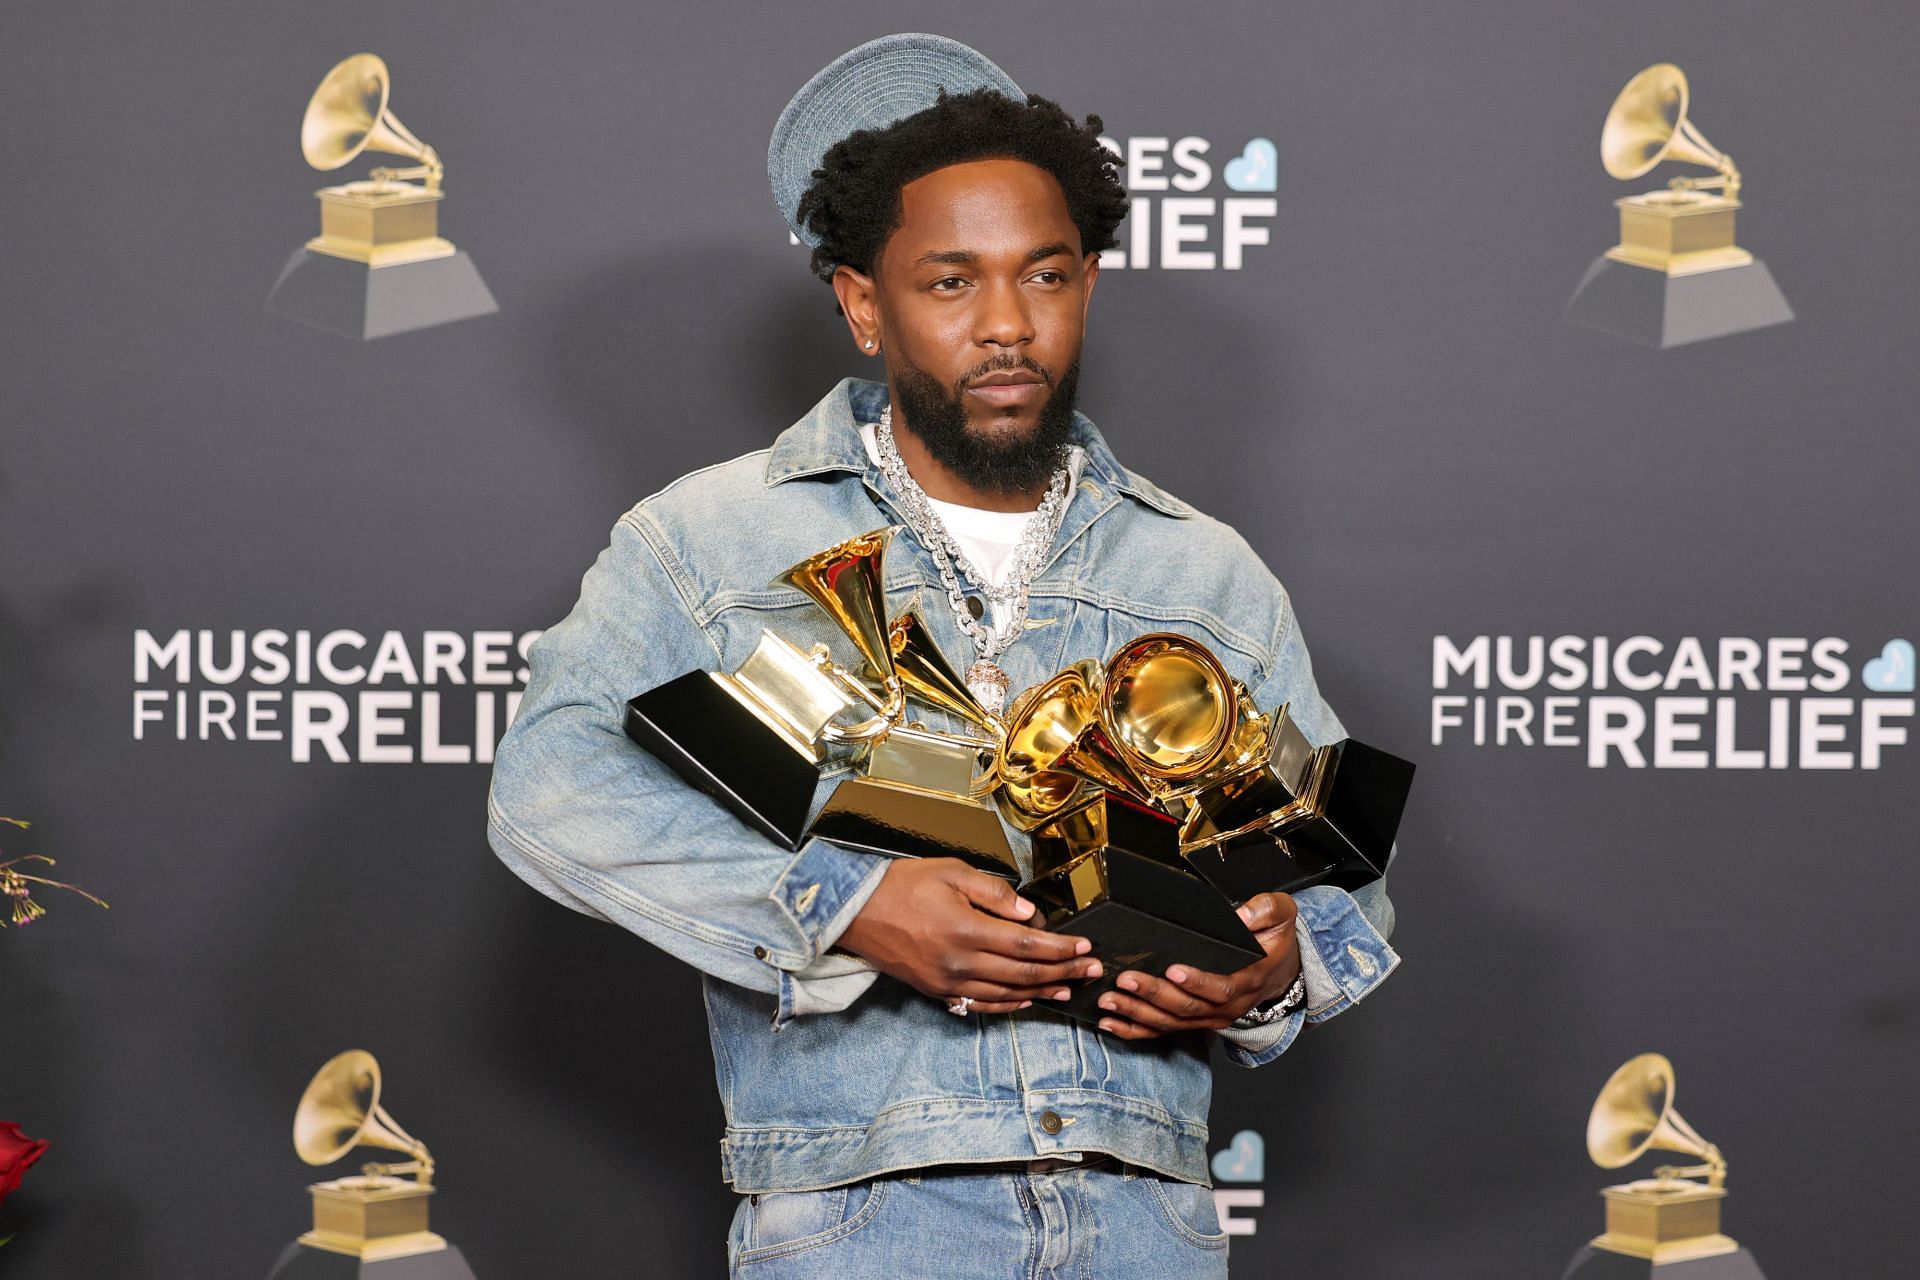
[{"left": 769, "top": 33, "right": 1025, "bottom": 262}]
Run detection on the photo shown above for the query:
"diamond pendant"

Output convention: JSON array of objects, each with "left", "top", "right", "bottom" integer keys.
[{"left": 965, "top": 661, "right": 1011, "bottom": 715}]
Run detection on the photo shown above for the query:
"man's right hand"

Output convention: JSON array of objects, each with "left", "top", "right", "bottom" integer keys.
[{"left": 835, "top": 858, "right": 1101, "bottom": 1014}]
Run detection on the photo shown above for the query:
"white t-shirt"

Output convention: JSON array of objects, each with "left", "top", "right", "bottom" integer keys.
[{"left": 860, "top": 422, "right": 1085, "bottom": 638}]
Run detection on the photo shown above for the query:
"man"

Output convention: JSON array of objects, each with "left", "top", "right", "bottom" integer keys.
[{"left": 487, "top": 33, "right": 1399, "bottom": 1277}]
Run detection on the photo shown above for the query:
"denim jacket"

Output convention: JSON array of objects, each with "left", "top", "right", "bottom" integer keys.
[{"left": 485, "top": 377, "right": 1400, "bottom": 1194}]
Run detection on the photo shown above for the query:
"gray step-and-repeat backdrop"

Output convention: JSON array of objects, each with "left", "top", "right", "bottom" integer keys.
[{"left": 4, "top": 2, "right": 1914, "bottom": 1276}]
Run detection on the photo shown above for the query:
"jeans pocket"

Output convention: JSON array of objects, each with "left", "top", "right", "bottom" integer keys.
[
  {"left": 738, "top": 1180, "right": 888, "bottom": 1265},
  {"left": 1145, "top": 1177, "right": 1229, "bottom": 1250}
]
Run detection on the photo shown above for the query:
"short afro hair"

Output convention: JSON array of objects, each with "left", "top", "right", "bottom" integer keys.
[{"left": 793, "top": 87, "right": 1128, "bottom": 286}]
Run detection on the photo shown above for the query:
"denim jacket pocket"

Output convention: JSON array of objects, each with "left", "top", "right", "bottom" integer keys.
[
  {"left": 739, "top": 1180, "right": 888, "bottom": 1265},
  {"left": 1144, "top": 1176, "right": 1230, "bottom": 1250}
]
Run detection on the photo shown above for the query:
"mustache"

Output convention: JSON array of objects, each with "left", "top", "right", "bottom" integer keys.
[{"left": 953, "top": 353, "right": 1054, "bottom": 395}]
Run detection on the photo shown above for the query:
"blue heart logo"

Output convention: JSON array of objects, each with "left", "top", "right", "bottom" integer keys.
[
  {"left": 1210, "top": 1129, "right": 1264, "bottom": 1182},
  {"left": 1223, "top": 139, "right": 1277, "bottom": 192},
  {"left": 1864, "top": 639, "right": 1915, "bottom": 692}
]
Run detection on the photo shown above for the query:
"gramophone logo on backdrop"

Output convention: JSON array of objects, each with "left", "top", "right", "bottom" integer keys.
[
  {"left": 264, "top": 53, "right": 497, "bottom": 341},
  {"left": 1563, "top": 63, "right": 1793, "bottom": 348},
  {"left": 1430, "top": 634, "right": 1915, "bottom": 770},
  {"left": 131, "top": 629, "right": 540, "bottom": 764},
  {"left": 267, "top": 1050, "right": 479, "bottom": 1278},
  {"left": 1565, "top": 1054, "right": 1771, "bottom": 1277}
]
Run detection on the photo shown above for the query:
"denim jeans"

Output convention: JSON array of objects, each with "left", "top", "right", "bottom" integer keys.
[{"left": 726, "top": 1161, "right": 1230, "bottom": 1278}]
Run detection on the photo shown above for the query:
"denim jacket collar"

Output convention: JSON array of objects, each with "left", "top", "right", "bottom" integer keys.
[{"left": 763, "top": 376, "right": 1194, "bottom": 521}]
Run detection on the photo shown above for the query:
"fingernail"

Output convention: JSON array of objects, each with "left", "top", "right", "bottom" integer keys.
[
  {"left": 1083, "top": 961, "right": 1103, "bottom": 978},
  {"left": 1116, "top": 975, "right": 1138, "bottom": 992},
  {"left": 1016, "top": 898, "right": 1036, "bottom": 918},
  {"left": 1098, "top": 996, "right": 1116, "bottom": 1011},
  {"left": 1018, "top": 1000, "right": 1032, "bottom": 1009},
  {"left": 1073, "top": 938, "right": 1092, "bottom": 955},
  {"left": 1051, "top": 988, "right": 1071, "bottom": 1001},
  {"left": 1166, "top": 966, "right": 1188, "bottom": 983},
  {"left": 1236, "top": 904, "right": 1254, "bottom": 923},
  {"left": 1098, "top": 1019, "right": 1117, "bottom": 1033}
]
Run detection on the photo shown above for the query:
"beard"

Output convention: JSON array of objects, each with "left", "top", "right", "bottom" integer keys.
[{"left": 889, "top": 350, "right": 1081, "bottom": 496}]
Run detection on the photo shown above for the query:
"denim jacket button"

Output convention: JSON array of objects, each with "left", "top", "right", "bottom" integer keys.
[
  {"left": 753, "top": 945, "right": 770, "bottom": 961},
  {"left": 1038, "top": 1110, "right": 1064, "bottom": 1135}
]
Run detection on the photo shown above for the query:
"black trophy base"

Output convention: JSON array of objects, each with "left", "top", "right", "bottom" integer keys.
[
  {"left": 1564, "top": 256, "right": 1792, "bottom": 348},
  {"left": 808, "top": 778, "right": 1020, "bottom": 880},
  {"left": 265, "top": 248, "right": 498, "bottom": 341},
  {"left": 266, "top": 1242, "right": 477, "bottom": 1280},
  {"left": 1026, "top": 803, "right": 1262, "bottom": 1025},
  {"left": 1275, "top": 739, "right": 1413, "bottom": 877},
  {"left": 1187, "top": 739, "right": 1413, "bottom": 903},
  {"left": 625, "top": 671, "right": 819, "bottom": 849},
  {"left": 1560, "top": 1245, "right": 1767, "bottom": 1280}
]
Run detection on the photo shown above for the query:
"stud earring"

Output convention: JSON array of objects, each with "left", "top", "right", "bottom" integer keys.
[{"left": 864, "top": 339, "right": 876, "bottom": 350}]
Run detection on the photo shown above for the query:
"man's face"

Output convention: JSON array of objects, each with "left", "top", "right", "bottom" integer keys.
[{"left": 837, "top": 158, "right": 1100, "bottom": 494}]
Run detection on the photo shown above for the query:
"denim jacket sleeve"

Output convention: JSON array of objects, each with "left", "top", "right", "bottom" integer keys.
[
  {"left": 485, "top": 507, "right": 891, "bottom": 1028},
  {"left": 1214, "top": 585, "right": 1402, "bottom": 1069}
]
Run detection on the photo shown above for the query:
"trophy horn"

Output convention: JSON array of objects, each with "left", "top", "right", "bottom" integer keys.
[
  {"left": 997, "top": 660, "right": 1156, "bottom": 830},
  {"left": 1100, "top": 633, "right": 1239, "bottom": 786},
  {"left": 888, "top": 610, "right": 1001, "bottom": 738},
  {"left": 1601, "top": 63, "right": 1739, "bottom": 199},
  {"left": 293, "top": 1049, "right": 435, "bottom": 1185},
  {"left": 301, "top": 53, "right": 443, "bottom": 187},
  {"left": 1586, "top": 1053, "right": 1725, "bottom": 1188},
  {"left": 776, "top": 528, "right": 900, "bottom": 683}
]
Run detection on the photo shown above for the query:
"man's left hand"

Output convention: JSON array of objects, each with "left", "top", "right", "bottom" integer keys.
[{"left": 1095, "top": 892, "right": 1303, "bottom": 1040}]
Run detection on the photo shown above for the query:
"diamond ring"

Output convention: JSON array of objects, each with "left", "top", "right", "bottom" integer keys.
[{"left": 946, "top": 996, "right": 974, "bottom": 1016}]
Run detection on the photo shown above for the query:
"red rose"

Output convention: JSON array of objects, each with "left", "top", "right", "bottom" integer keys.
[{"left": 0, "top": 1123, "right": 47, "bottom": 1209}]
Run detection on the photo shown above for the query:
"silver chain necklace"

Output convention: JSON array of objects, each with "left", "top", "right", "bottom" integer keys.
[{"left": 873, "top": 403, "right": 1071, "bottom": 715}]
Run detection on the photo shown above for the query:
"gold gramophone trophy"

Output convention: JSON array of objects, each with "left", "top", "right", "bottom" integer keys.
[
  {"left": 1560, "top": 1054, "right": 1767, "bottom": 1279},
  {"left": 1564, "top": 63, "right": 1791, "bottom": 347},
  {"left": 993, "top": 639, "right": 1270, "bottom": 1024},
  {"left": 994, "top": 632, "right": 1415, "bottom": 1024},
  {"left": 264, "top": 1050, "right": 477, "bottom": 1279},
  {"left": 1172, "top": 711, "right": 1415, "bottom": 907},
  {"left": 265, "top": 53, "right": 497, "bottom": 340},
  {"left": 1000, "top": 634, "right": 1413, "bottom": 900},
  {"left": 624, "top": 528, "right": 1019, "bottom": 876}
]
